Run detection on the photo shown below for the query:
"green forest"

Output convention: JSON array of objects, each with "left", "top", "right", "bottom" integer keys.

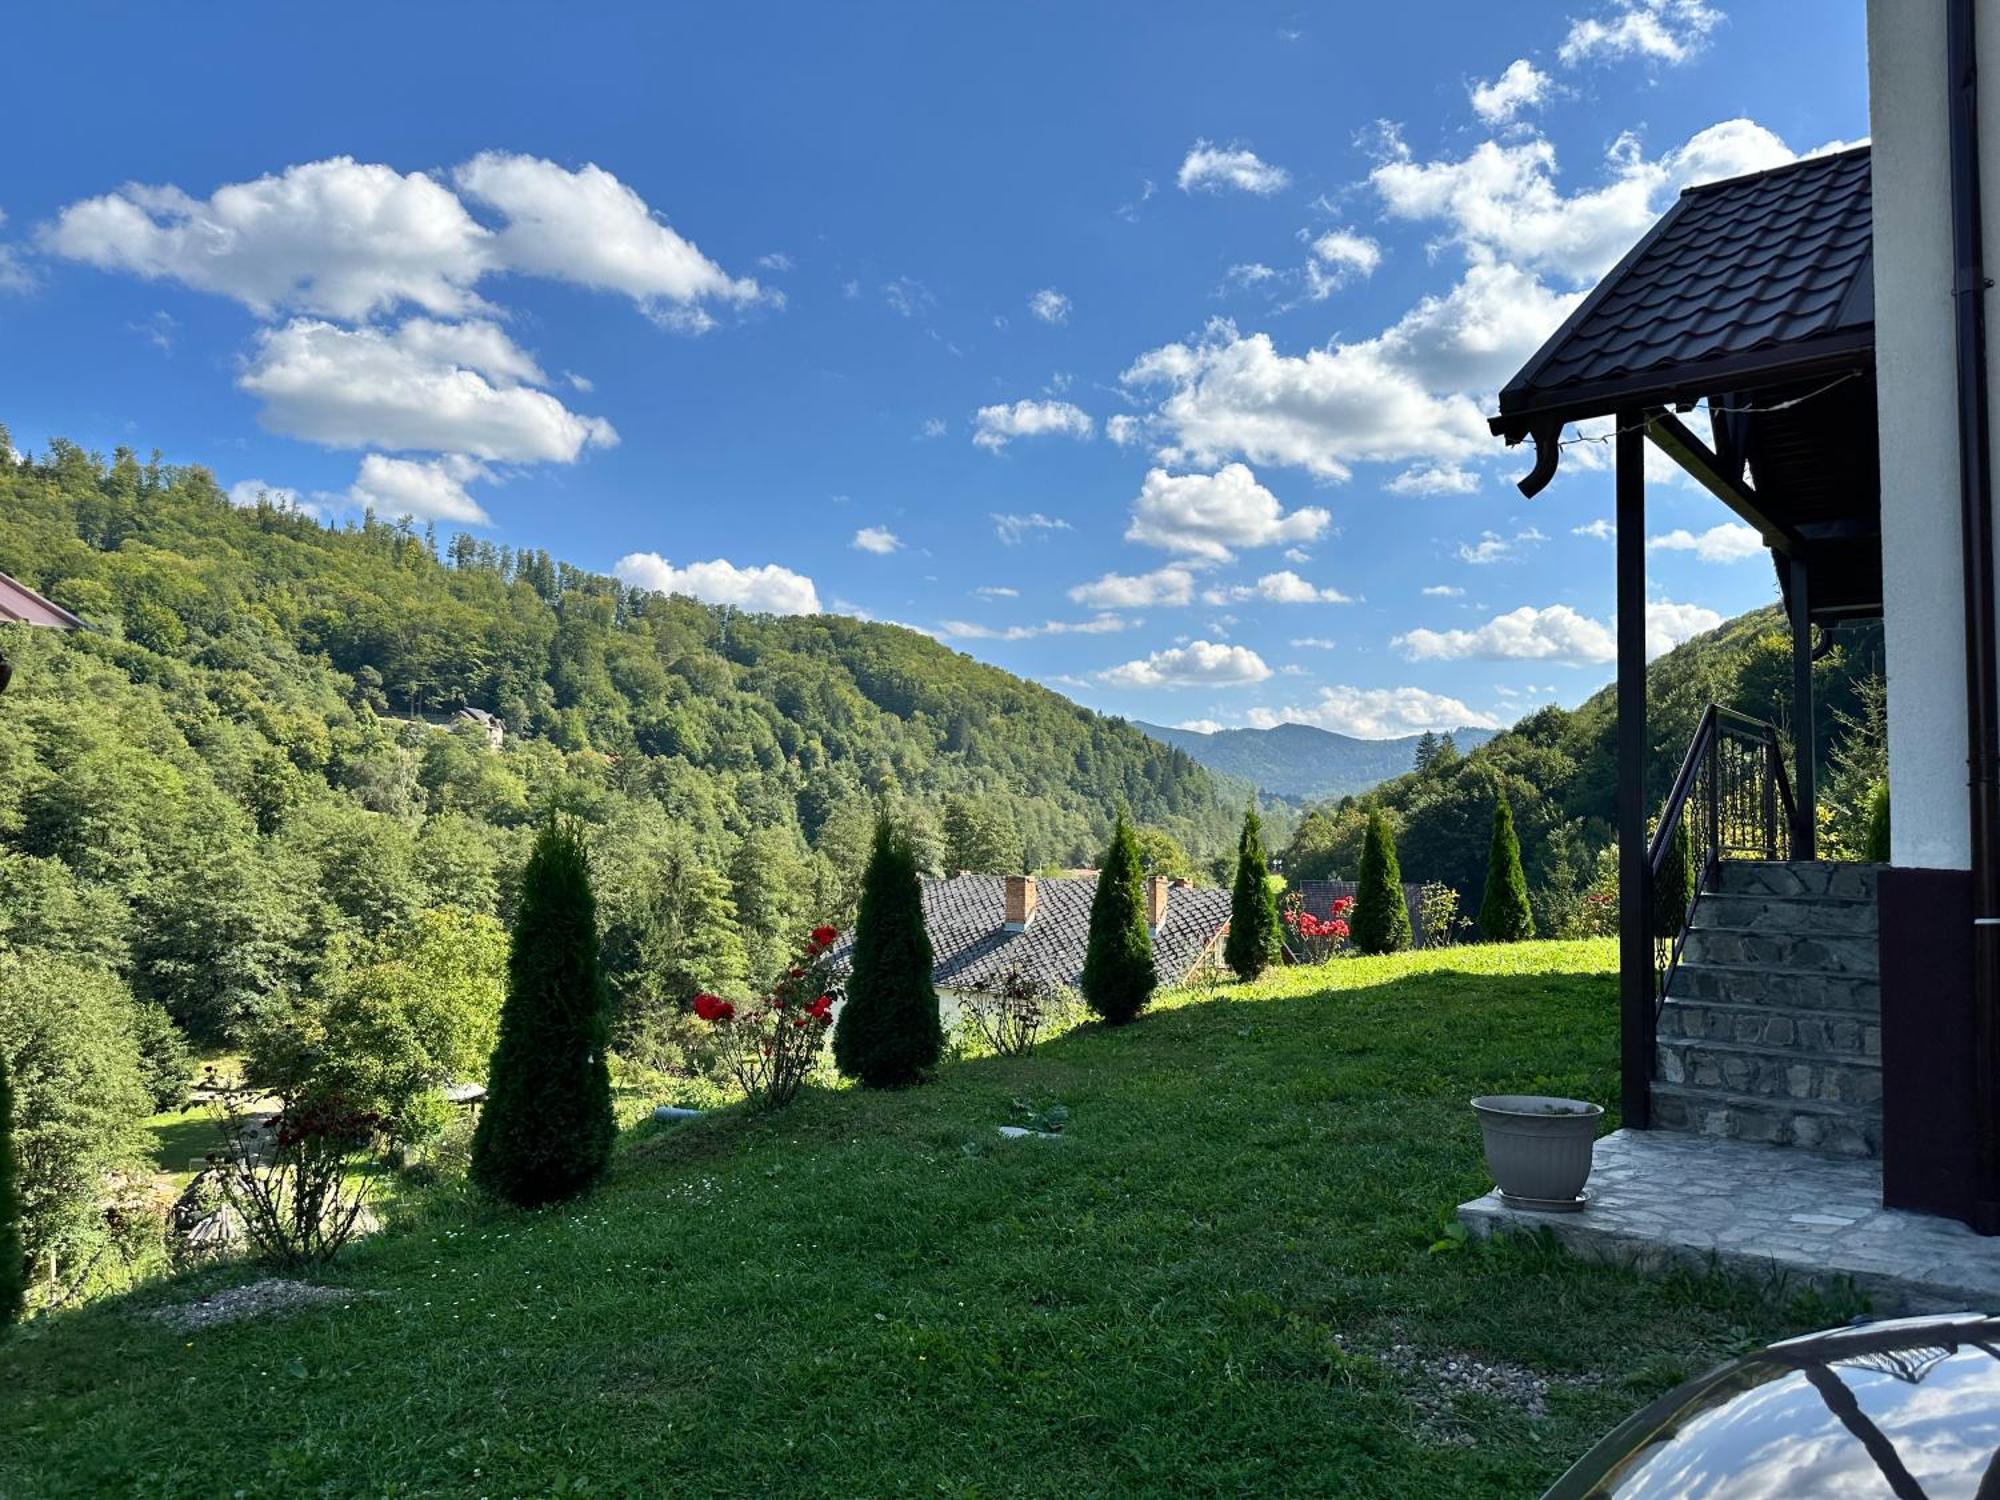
[{"left": 0, "top": 432, "right": 1244, "bottom": 1299}]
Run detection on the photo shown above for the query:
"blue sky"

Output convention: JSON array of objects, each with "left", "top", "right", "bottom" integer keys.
[{"left": 0, "top": 1, "right": 1869, "bottom": 738}]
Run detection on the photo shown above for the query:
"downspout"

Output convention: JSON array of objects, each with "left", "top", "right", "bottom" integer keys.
[{"left": 1946, "top": 0, "right": 2000, "bottom": 1235}]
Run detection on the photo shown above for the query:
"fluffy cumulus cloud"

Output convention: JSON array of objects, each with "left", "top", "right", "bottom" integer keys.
[
  {"left": 1247, "top": 685, "right": 1499, "bottom": 736},
  {"left": 1178, "top": 140, "right": 1291, "bottom": 195},
  {"left": 1395, "top": 599, "right": 1720, "bottom": 664},
  {"left": 226, "top": 477, "right": 314, "bottom": 515},
  {"left": 348, "top": 453, "right": 492, "bottom": 525},
  {"left": 1028, "top": 287, "right": 1071, "bottom": 324},
  {"left": 1559, "top": 0, "right": 1723, "bottom": 66},
  {"left": 1098, "top": 640, "right": 1272, "bottom": 688},
  {"left": 1177, "top": 719, "right": 1226, "bottom": 734},
  {"left": 453, "top": 152, "right": 766, "bottom": 330},
  {"left": 43, "top": 153, "right": 763, "bottom": 327},
  {"left": 935, "top": 614, "right": 1128, "bottom": 641},
  {"left": 972, "top": 399, "right": 1093, "bottom": 452},
  {"left": 1124, "top": 463, "right": 1330, "bottom": 561},
  {"left": 1203, "top": 571, "right": 1353, "bottom": 605},
  {"left": 1068, "top": 565, "right": 1198, "bottom": 609},
  {"left": 851, "top": 526, "right": 902, "bottom": 554},
  {"left": 1573, "top": 518, "right": 1616, "bottom": 540},
  {"left": 1387, "top": 463, "right": 1480, "bottom": 496},
  {"left": 1422, "top": 584, "right": 1466, "bottom": 597},
  {"left": 1470, "top": 59, "right": 1552, "bottom": 124},
  {"left": 1648, "top": 521, "right": 1764, "bottom": 562},
  {"left": 239, "top": 318, "right": 617, "bottom": 462},
  {"left": 613, "top": 552, "right": 821, "bottom": 615},
  {"left": 1457, "top": 527, "right": 1547, "bottom": 564},
  {"left": 1305, "top": 229, "right": 1382, "bottom": 296}
]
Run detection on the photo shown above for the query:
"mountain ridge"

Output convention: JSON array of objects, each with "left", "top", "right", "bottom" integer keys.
[{"left": 1135, "top": 719, "right": 1500, "bottom": 802}]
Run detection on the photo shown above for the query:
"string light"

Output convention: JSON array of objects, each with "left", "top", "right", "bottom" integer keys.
[{"left": 1553, "top": 370, "right": 1867, "bottom": 449}]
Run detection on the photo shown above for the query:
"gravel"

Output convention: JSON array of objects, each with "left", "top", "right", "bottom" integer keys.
[{"left": 150, "top": 1278, "right": 362, "bottom": 1332}]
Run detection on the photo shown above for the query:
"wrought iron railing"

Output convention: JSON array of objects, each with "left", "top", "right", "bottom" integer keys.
[{"left": 1648, "top": 704, "right": 1799, "bottom": 1006}]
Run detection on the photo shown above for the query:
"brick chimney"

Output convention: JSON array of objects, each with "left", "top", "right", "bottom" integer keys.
[
  {"left": 1145, "top": 876, "right": 1170, "bottom": 935},
  {"left": 1004, "top": 874, "right": 1037, "bottom": 932}
]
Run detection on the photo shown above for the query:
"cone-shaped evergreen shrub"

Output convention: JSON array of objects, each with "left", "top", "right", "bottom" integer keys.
[
  {"left": 1651, "top": 815, "right": 1695, "bottom": 939},
  {"left": 1478, "top": 796, "right": 1535, "bottom": 942},
  {"left": 1224, "top": 803, "right": 1281, "bottom": 980},
  {"left": 1351, "top": 812, "right": 1412, "bottom": 954},
  {"left": 1866, "top": 780, "right": 1891, "bottom": 863},
  {"left": 470, "top": 818, "right": 614, "bottom": 1207},
  {"left": 1082, "top": 814, "right": 1155, "bottom": 1024},
  {"left": 833, "top": 818, "right": 943, "bottom": 1088},
  {"left": 0, "top": 1053, "right": 21, "bottom": 1325}
]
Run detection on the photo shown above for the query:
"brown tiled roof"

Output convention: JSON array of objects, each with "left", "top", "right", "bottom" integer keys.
[{"left": 829, "top": 873, "right": 1231, "bottom": 993}]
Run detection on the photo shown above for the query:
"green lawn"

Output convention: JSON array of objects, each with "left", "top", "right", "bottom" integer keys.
[{"left": 0, "top": 941, "right": 1841, "bottom": 1497}]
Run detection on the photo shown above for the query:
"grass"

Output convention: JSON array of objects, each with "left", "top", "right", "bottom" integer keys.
[{"left": 0, "top": 941, "right": 1838, "bottom": 1497}]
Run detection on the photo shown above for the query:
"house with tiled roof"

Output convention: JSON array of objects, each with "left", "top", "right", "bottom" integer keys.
[{"left": 830, "top": 872, "right": 1231, "bottom": 997}]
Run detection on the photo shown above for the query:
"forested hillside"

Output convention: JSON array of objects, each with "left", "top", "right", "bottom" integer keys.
[{"left": 1282, "top": 607, "right": 1886, "bottom": 931}]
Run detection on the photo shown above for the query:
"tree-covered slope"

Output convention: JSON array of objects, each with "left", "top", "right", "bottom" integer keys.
[{"left": 1138, "top": 720, "right": 1499, "bottom": 801}]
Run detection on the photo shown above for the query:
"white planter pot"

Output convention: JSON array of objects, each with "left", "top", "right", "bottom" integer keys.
[{"left": 1471, "top": 1094, "right": 1604, "bottom": 1212}]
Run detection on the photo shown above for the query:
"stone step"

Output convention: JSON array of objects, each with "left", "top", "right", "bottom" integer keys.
[
  {"left": 1679, "top": 926, "right": 1879, "bottom": 976},
  {"left": 1651, "top": 1083, "right": 1882, "bottom": 1158},
  {"left": 1658, "top": 998, "right": 1880, "bottom": 1057},
  {"left": 1710, "top": 860, "right": 1880, "bottom": 901},
  {"left": 1666, "top": 962, "right": 1880, "bottom": 1013},
  {"left": 1655, "top": 1036, "right": 1882, "bottom": 1106},
  {"left": 1691, "top": 891, "right": 1878, "bottom": 935}
]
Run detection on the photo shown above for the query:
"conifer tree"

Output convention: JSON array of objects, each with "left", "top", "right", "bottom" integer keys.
[
  {"left": 1081, "top": 814, "right": 1155, "bottom": 1024},
  {"left": 1351, "top": 812, "right": 1413, "bottom": 954},
  {"left": 1224, "top": 803, "right": 1281, "bottom": 980},
  {"left": 833, "top": 818, "right": 943, "bottom": 1087},
  {"left": 470, "top": 818, "right": 615, "bottom": 1207},
  {"left": 1478, "top": 795, "right": 1535, "bottom": 942},
  {"left": 0, "top": 1053, "right": 21, "bottom": 1326}
]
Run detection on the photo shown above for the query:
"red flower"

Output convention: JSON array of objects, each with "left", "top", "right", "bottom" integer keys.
[
  {"left": 806, "top": 994, "right": 833, "bottom": 1020},
  {"left": 788, "top": 966, "right": 805, "bottom": 979},
  {"left": 693, "top": 993, "right": 736, "bottom": 1023},
  {"left": 809, "top": 924, "right": 839, "bottom": 951}
]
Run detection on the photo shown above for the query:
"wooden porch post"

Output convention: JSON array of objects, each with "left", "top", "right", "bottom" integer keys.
[
  {"left": 1789, "top": 553, "right": 1818, "bottom": 859},
  {"left": 1618, "top": 413, "right": 1653, "bottom": 1128}
]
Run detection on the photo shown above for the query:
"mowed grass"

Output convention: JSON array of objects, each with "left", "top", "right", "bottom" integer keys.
[{"left": 0, "top": 941, "right": 1832, "bottom": 1498}]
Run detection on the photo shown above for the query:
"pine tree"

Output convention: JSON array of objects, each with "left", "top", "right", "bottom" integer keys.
[
  {"left": 0, "top": 1052, "right": 22, "bottom": 1326},
  {"left": 1413, "top": 730, "right": 1441, "bottom": 773},
  {"left": 1081, "top": 814, "right": 1156, "bottom": 1024},
  {"left": 1224, "top": 803, "right": 1281, "bottom": 980},
  {"left": 1478, "top": 795, "right": 1535, "bottom": 942},
  {"left": 1351, "top": 812, "right": 1413, "bottom": 954},
  {"left": 470, "top": 818, "right": 615, "bottom": 1207},
  {"left": 833, "top": 818, "right": 943, "bottom": 1088}
]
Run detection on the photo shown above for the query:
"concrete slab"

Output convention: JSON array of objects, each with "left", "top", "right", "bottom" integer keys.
[{"left": 1459, "top": 1129, "right": 2000, "bottom": 1315}]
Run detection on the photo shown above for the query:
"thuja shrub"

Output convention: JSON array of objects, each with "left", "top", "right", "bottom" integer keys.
[
  {"left": 470, "top": 818, "right": 615, "bottom": 1208},
  {"left": 833, "top": 820, "right": 943, "bottom": 1088},
  {"left": 1351, "top": 812, "right": 1412, "bottom": 955},
  {"left": 1478, "top": 796, "right": 1535, "bottom": 942},
  {"left": 694, "top": 924, "right": 840, "bottom": 1109},
  {"left": 1081, "top": 814, "right": 1155, "bottom": 1024},
  {"left": 1224, "top": 804, "right": 1281, "bottom": 981}
]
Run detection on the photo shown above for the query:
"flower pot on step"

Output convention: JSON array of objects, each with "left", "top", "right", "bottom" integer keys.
[{"left": 1471, "top": 1094, "right": 1604, "bottom": 1212}]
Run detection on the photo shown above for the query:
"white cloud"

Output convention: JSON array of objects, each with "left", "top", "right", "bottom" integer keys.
[
  {"left": 1284, "top": 547, "right": 1312, "bottom": 564},
  {"left": 1247, "top": 685, "right": 1500, "bottom": 736},
  {"left": 1204, "top": 571, "right": 1354, "bottom": 605},
  {"left": 42, "top": 157, "right": 492, "bottom": 320},
  {"left": 973, "top": 585, "right": 1019, "bottom": 599},
  {"left": 1395, "top": 599, "right": 1722, "bottom": 665},
  {"left": 936, "top": 614, "right": 1129, "bottom": 641},
  {"left": 1559, "top": 0, "right": 1723, "bottom": 66},
  {"left": 453, "top": 152, "right": 763, "bottom": 327},
  {"left": 1304, "top": 229, "right": 1383, "bottom": 297},
  {"left": 991, "top": 511, "right": 1072, "bottom": 544},
  {"left": 918, "top": 417, "right": 947, "bottom": 440},
  {"left": 226, "top": 478, "right": 312, "bottom": 515},
  {"left": 1387, "top": 463, "right": 1480, "bottom": 496},
  {"left": 348, "top": 453, "right": 492, "bottom": 525},
  {"left": 1573, "top": 518, "right": 1616, "bottom": 540},
  {"left": 1105, "top": 413, "right": 1143, "bottom": 446},
  {"left": 972, "top": 399, "right": 1093, "bottom": 452},
  {"left": 1028, "top": 287, "right": 1071, "bottom": 324},
  {"left": 882, "top": 276, "right": 933, "bottom": 317},
  {"left": 1068, "top": 565, "right": 1198, "bottom": 609},
  {"left": 613, "top": 552, "right": 821, "bottom": 615},
  {"left": 238, "top": 318, "right": 616, "bottom": 462},
  {"left": 1648, "top": 522, "right": 1765, "bottom": 563},
  {"left": 1178, "top": 140, "right": 1291, "bottom": 195},
  {"left": 757, "top": 252, "right": 793, "bottom": 272},
  {"left": 1124, "top": 463, "right": 1330, "bottom": 561},
  {"left": 1457, "top": 527, "right": 1547, "bottom": 565},
  {"left": 851, "top": 526, "right": 902, "bottom": 554},
  {"left": 1176, "top": 719, "right": 1226, "bottom": 734},
  {"left": 1291, "top": 636, "right": 1337, "bottom": 649},
  {"left": 1422, "top": 584, "right": 1466, "bottom": 597},
  {"left": 1099, "top": 640, "right": 1272, "bottom": 688},
  {"left": 1470, "top": 59, "right": 1552, "bottom": 123}
]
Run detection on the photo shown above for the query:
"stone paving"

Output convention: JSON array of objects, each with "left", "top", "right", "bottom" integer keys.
[{"left": 1459, "top": 1129, "right": 2000, "bottom": 1315}]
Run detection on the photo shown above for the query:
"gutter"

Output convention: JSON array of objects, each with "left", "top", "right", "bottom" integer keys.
[{"left": 1946, "top": 0, "right": 2000, "bottom": 1235}]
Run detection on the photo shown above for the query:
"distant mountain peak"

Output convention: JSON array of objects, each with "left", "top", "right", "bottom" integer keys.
[{"left": 1134, "top": 721, "right": 1498, "bottom": 802}]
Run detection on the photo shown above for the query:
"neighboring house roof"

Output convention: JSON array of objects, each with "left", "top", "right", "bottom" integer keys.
[
  {"left": 0, "top": 570, "right": 85, "bottom": 630},
  {"left": 1493, "top": 146, "right": 1874, "bottom": 438},
  {"left": 829, "top": 873, "right": 1232, "bottom": 994},
  {"left": 456, "top": 707, "right": 500, "bottom": 726}
]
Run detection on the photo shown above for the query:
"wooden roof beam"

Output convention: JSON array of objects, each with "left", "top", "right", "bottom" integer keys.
[{"left": 1642, "top": 407, "right": 1801, "bottom": 556}]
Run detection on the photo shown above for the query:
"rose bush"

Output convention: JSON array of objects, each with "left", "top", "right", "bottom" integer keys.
[
  {"left": 1281, "top": 893, "right": 1352, "bottom": 964},
  {"left": 693, "top": 924, "right": 840, "bottom": 1110}
]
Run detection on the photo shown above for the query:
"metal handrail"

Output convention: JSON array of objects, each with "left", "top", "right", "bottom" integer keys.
[{"left": 1647, "top": 704, "right": 1799, "bottom": 1010}]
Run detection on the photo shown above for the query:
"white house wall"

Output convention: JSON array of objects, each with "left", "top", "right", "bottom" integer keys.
[{"left": 1868, "top": 0, "right": 2000, "bottom": 870}]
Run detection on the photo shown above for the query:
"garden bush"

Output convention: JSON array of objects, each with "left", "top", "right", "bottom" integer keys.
[
  {"left": 1478, "top": 796, "right": 1535, "bottom": 942},
  {"left": 1224, "top": 804, "right": 1281, "bottom": 980},
  {"left": 833, "top": 819, "right": 943, "bottom": 1087},
  {"left": 1081, "top": 814, "right": 1155, "bottom": 1024},
  {"left": 1351, "top": 813, "right": 1412, "bottom": 955}
]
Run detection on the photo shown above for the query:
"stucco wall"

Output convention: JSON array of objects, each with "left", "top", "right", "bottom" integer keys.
[{"left": 1867, "top": 0, "right": 2000, "bottom": 871}]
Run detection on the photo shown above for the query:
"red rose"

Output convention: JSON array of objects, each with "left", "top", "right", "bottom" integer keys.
[
  {"left": 806, "top": 994, "right": 833, "bottom": 1020},
  {"left": 693, "top": 993, "right": 735, "bottom": 1022},
  {"left": 809, "top": 924, "right": 839, "bottom": 951}
]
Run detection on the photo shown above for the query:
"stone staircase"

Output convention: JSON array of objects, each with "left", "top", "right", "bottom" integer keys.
[{"left": 1652, "top": 861, "right": 1882, "bottom": 1158}]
